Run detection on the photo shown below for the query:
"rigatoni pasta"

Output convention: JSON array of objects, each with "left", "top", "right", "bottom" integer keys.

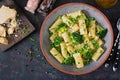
[
  {"left": 79, "top": 19, "right": 87, "bottom": 35},
  {"left": 92, "top": 47, "right": 104, "bottom": 61},
  {"left": 49, "top": 10, "right": 107, "bottom": 68},
  {"left": 73, "top": 53, "right": 84, "bottom": 68},
  {"left": 49, "top": 18, "right": 63, "bottom": 33},
  {"left": 88, "top": 20, "right": 96, "bottom": 37},
  {"left": 50, "top": 48, "right": 64, "bottom": 63},
  {"left": 60, "top": 42, "right": 69, "bottom": 58}
]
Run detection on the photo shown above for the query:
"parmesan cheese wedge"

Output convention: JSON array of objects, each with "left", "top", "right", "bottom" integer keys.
[{"left": 0, "top": 5, "right": 17, "bottom": 24}]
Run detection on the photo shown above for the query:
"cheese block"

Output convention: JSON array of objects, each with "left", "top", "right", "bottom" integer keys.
[
  {"left": 0, "top": 5, "right": 17, "bottom": 24},
  {"left": 10, "top": 18, "right": 18, "bottom": 28},
  {"left": 7, "top": 27, "right": 15, "bottom": 35},
  {"left": 0, "top": 26, "right": 6, "bottom": 37},
  {"left": 7, "top": 19, "right": 18, "bottom": 35},
  {"left": 0, "top": 37, "right": 8, "bottom": 45}
]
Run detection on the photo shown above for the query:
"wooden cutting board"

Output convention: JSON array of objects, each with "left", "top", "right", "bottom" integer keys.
[{"left": 0, "top": 0, "right": 35, "bottom": 51}]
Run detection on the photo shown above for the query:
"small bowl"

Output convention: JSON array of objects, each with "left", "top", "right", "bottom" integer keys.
[{"left": 40, "top": 3, "right": 114, "bottom": 75}]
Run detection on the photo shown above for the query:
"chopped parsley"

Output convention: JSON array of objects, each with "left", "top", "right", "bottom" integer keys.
[{"left": 29, "top": 37, "right": 35, "bottom": 42}]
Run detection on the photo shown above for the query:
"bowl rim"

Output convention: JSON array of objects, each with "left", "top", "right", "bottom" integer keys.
[{"left": 40, "top": 2, "right": 114, "bottom": 75}]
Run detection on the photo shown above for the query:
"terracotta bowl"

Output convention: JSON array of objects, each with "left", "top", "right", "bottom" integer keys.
[{"left": 40, "top": 3, "right": 114, "bottom": 75}]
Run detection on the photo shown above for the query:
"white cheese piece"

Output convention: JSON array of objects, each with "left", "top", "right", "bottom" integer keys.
[
  {"left": 7, "top": 27, "right": 15, "bottom": 35},
  {"left": 0, "top": 26, "right": 6, "bottom": 37},
  {"left": 7, "top": 19, "right": 18, "bottom": 35},
  {"left": 0, "top": 5, "right": 17, "bottom": 24},
  {"left": 10, "top": 18, "right": 18, "bottom": 28}
]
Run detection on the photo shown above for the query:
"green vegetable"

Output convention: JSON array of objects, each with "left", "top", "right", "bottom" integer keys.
[
  {"left": 52, "top": 36, "right": 62, "bottom": 47},
  {"left": 70, "top": 32, "right": 83, "bottom": 44},
  {"left": 83, "top": 51, "right": 92, "bottom": 60},
  {"left": 71, "top": 18, "right": 78, "bottom": 23},
  {"left": 82, "top": 36, "right": 86, "bottom": 41},
  {"left": 57, "top": 23, "right": 67, "bottom": 34},
  {"left": 83, "top": 50, "right": 96, "bottom": 60},
  {"left": 83, "top": 44, "right": 90, "bottom": 50},
  {"left": 51, "top": 43, "right": 61, "bottom": 53},
  {"left": 23, "top": 27, "right": 28, "bottom": 33},
  {"left": 85, "top": 17, "right": 95, "bottom": 27},
  {"left": 33, "top": 45, "right": 39, "bottom": 51},
  {"left": 67, "top": 16, "right": 77, "bottom": 23},
  {"left": 74, "top": 48, "right": 84, "bottom": 53},
  {"left": 100, "top": 50, "right": 104, "bottom": 54},
  {"left": 62, "top": 55, "right": 75, "bottom": 65},
  {"left": 57, "top": 23, "right": 67, "bottom": 30},
  {"left": 49, "top": 30, "right": 53, "bottom": 36},
  {"left": 83, "top": 60, "right": 90, "bottom": 65},
  {"left": 91, "top": 38, "right": 100, "bottom": 48},
  {"left": 67, "top": 21, "right": 72, "bottom": 26},
  {"left": 67, "top": 15, "right": 82, "bottom": 23},
  {"left": 78, "top": 14, "right": 85, "bottom": 18},
  {"left": 58, "top": 15, "right": 62, "bottom": 19},
  {"left": 96, "top": 25, "right": 107, "bottom": 38},
  {"left": 28, "top": 50, "right": 34, "bottom": 58},
  {"left": 51, "top": 37, "right": 62, "bottom": 53},
  {"left": 29, "top": 37, "right": 35, "bottom": 42}
]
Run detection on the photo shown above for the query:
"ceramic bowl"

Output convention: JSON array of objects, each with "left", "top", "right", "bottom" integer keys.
[{"left": 40, "top": 3, "right": 114, "bottom": 75}]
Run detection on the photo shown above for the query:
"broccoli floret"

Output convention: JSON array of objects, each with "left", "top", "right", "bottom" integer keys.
[
  {"left": 57, "top": 23, "right": 67, "bottom": 34},
  {"left": 62, "top": 55, "right": 75, "bottom": 65},
  {"left": 51, "top": 43, "right": 61, "bottom": 53},
  {"left": 74, "top": 48, "right": 84, "bottom": 53},
  {"left": 83, "top": 51, "right": 92, "bottom": 60},
  {"left": 97, "top": 29, "right": 107, "bottom": 38},
  {"left": 70, "top": 32, "right": 83, "bottom": 44},
  {"left": 83, "top": 60, "right": 90, "bottom": 65},
  {"left": 83, "top": 50, "right": 96, "bottom": 60},
  {"left": 67, "top": 16, "right": 80, "bottom": 23},
  {"left": 91, "top": 38, "right": 100, "bottom": 49},
  {"left": 49, "top": 30, "right": 53, "bottom": 36},
  {"left": 83, "top": 44, "right": 90, "bottom": 50},
  {"left": 53, "top": 36, "right": 62, "bottom": 47},
  {"left": 85, "top": 17, "right": 95, "bottom": 27},
  {"left": 51, "top": 36, "right": 62, "bottom": 53},
  {"left": 96, "top": 25, "right": 107, "bottom": 38}
]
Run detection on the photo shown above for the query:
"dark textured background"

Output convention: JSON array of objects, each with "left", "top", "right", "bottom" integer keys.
[{"left": 0, "top": 0, "right": 120, "bottom": 80}]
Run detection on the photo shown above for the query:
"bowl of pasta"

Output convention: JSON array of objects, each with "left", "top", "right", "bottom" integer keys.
[{"left": 40, "top": 3, "right": 114, "bottom": 75}]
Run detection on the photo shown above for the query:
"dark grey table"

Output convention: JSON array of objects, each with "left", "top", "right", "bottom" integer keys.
[{"left": 0, "top": 0, "right": 120, "bottom": 80}]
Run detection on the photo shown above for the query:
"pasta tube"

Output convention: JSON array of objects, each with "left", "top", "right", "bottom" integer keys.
[{"left": 50, "top": 48, "right": 64, "bottom": 63}]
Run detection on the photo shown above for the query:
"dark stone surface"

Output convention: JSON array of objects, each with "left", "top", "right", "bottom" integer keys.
[{"left": 0, "top": 0, "right": 120, "bottom": 80}]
